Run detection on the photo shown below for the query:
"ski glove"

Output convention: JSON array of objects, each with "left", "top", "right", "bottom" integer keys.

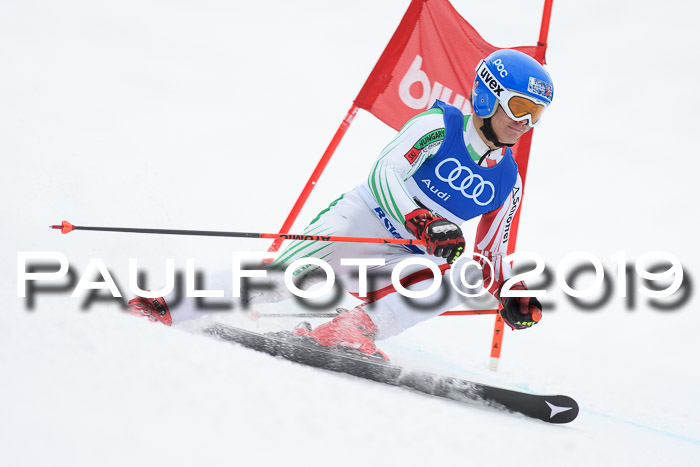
[
  {"left": 404, "top": 208, "right": 465, "bottom": 264},
  {"left": 496, "top": 280, "right": 542, "bottom": 330}
]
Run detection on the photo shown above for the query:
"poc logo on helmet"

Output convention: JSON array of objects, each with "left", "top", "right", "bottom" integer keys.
[{"left": 493, "top": 58, "right": 508, "bottom": 78}]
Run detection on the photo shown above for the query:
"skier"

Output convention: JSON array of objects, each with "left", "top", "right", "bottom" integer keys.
[{"left": 129, "top": 49, "right": 553, "bottom": 359}]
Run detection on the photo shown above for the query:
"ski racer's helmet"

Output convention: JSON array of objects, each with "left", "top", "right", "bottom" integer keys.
[{"left": 472, "top": 49, "right": 553, "bottom": 128}]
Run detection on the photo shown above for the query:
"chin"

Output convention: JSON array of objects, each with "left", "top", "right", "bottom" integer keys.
[
  {"left": 500, "top": 135, "right": 520, "bottom": 145},
  {"left": 503, "top": 130, "right": 529, "bottom": 145}
]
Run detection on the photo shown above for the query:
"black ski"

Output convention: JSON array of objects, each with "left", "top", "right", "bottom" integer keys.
[{"left": 205, "top": 323, "right": 579, "bottom": 424}]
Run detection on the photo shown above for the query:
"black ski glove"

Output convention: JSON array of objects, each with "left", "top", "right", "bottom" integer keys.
[
  {"left": 404, "top": 208, "right": 465, "bottom": 264},
  {"left": 496, "top": 280, "right": 542, "bottom": 330}
]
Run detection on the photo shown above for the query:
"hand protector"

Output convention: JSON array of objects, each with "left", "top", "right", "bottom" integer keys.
[
  {"left": 496, "top": 280, "right": 542, "bottom": 330},
  {"left": 404, "top": 208, "right": 465, "bottom": 264}
]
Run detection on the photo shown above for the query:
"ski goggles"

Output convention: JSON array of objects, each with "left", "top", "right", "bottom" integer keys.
[
  {"left": 500, "top": 90, "right": 547, "bottom": 127},
  {"left": 475, "top": 59, "right": 549, "bottom": 127}
]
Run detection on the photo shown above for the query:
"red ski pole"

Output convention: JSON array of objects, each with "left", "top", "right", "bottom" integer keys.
[{"left": 49, "top": 220, "right": 426, "bottom": 246}]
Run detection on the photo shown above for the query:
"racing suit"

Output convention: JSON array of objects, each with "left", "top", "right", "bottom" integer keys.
[{"left": 270, "top": 101, "right": 523, "bottom": 339}]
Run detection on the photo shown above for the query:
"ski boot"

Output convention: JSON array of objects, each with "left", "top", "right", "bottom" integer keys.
[
  {"left": 295, "top": 307, "right": 388, "bottom": 361},
  {"left": 127, "top": 297, "right": 172, "bottom": 326}
]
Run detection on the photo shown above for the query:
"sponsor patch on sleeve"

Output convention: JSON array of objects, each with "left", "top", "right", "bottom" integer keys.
[{"left": 404, "top": 129, "right": 445, "bottom": 165}]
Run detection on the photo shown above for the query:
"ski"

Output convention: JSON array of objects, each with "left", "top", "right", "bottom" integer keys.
[{"left": 205, "top": 323, "right": 579, "bottom": 424}]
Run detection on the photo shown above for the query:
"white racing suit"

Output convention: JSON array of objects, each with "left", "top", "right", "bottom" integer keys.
[{"left": 264, "top": 101, "right": 524, "bottom": 339}]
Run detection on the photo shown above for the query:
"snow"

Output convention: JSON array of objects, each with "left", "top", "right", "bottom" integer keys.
[{"left": 2, "top": 0, "right": 700, "bottom": 466}]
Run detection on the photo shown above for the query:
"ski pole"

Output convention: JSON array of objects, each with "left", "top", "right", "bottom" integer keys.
[
  {"left": 250, "top": 309, "right": 499, "bottom": 318},
  {"left": 49, "top": 220, "right": 427, "bottom": 246}
]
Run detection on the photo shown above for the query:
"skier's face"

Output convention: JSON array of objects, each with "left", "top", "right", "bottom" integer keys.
[{"left": 490, "top": 105, "right": 531, "bottom": 145}]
